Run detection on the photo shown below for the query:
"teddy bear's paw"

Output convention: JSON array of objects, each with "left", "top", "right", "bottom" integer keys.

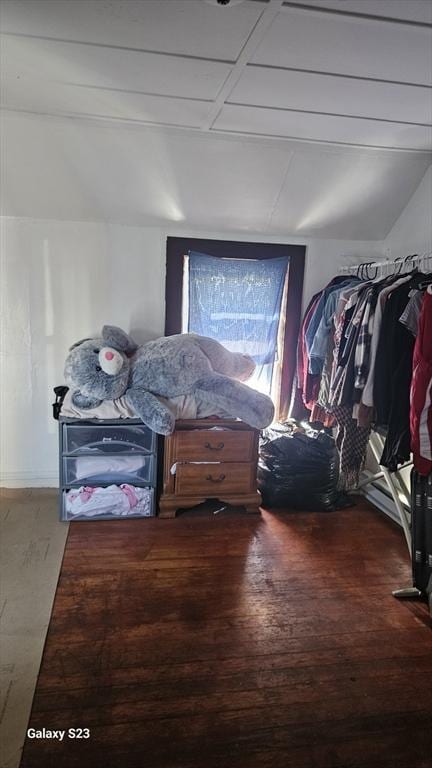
[{"left": 155, "top": 410, "right": 176, "bottom": 435}]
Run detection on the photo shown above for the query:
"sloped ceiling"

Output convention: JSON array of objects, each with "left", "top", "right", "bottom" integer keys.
[{"left": 0, "top": 0, "right": 431, "bottom": 238}]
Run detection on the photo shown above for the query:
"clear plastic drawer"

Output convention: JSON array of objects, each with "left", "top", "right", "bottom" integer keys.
[
  {"left": 61, "top": 487, "right": 155, "bottom": 520},
  {"left": 62, "top": 453, "right": 156, "bottom": 486},
  {"left": 63, "top": 423, "right": 154, "bottom": 455}
]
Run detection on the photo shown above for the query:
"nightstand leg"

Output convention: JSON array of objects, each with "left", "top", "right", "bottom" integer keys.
[
  {"left": 158, "top": 501, "right": 178, "bottom": 519},
  {"left": 158, "top": 510, "right": 177, "bottom": 519}
]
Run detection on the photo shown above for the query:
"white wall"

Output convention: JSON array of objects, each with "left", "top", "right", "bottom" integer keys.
[
  {"left": 383, "top": 165, "right": 432, "bottom": 259},
  {"left": 0, "top": 219, "right": 165, "bottom": 486},
  {"left": 0, "top": 215, "right": 383, "bottom": 486}
]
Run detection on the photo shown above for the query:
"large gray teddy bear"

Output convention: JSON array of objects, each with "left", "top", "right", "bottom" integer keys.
[{"left": 64, "top": 325, "right": 274, "bottom": 435}]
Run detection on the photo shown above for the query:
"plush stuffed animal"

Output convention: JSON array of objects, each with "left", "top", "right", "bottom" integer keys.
[{"left": 64, "top": 326, "right": 274, "bottom": 435}]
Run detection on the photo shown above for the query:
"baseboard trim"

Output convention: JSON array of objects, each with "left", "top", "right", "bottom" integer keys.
[{"left": 0, "top": 471, "right": 58, "bottom": 488}]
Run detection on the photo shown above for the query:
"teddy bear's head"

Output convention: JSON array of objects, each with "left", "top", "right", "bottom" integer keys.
[{"left": 64, "top": 325, "right": 138, "bottom": 408}]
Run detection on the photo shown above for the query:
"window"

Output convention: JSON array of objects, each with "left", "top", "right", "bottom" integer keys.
[
  {"left": 165, "top": 238, "right": 306, "bottom": 420},
  {"left": 185, "top": 251, "right": 289, "bottom": 397}
]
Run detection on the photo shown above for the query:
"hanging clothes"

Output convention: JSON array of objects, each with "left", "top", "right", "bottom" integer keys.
[
  {"left": 308, "top": 278, "right": 358, "bottom": 374},
  {"left": 290, "top": 292, "right": 322, "bottom": 420},
  {"left": 410, "top": 471, "right": 432, "bottom": 602},
  {"left": 292, "top": 262, "right": 432, "bottom": 491},
  {"left": 374, "top": 273, "right": 426, "bottom": 471},
  {"left": 333, "top": 404, "right": 371, "bottom": 490},
  {"left": 410, "top": 290, "right": 432, "bottom": 476},
  {"left": 304, "top": 277, "right": 350, "bottom": 370},
  {"left": 358, "top": 273, "right": 412, "bottom": 426},
  {"left": 400, "top": 289, "right": 424, "bottom": 338}
]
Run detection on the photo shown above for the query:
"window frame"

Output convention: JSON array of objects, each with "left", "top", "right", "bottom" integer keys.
[{"left": 165, "top": 237, "right": 306, "bottom": 420}]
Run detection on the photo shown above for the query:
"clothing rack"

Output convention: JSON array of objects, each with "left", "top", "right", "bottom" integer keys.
[
  {"left": 338, "top": 252, "right": 432, "bottom": 599},
  {"left": 338, "top": 251, "right": 432, "bottom": 278},
  {"left": 358, "top": 430, "right": 412, "bottom": 554}
]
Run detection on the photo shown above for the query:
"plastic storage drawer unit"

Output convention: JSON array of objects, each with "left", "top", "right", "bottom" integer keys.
[{"left": 59, "top": 418, "right": 157, "bottom": 520}]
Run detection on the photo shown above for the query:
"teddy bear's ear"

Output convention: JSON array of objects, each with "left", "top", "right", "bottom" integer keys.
[
  {"left": 71, "top": 390, "right": 103, "bottom": 410},
  {"left": 102, "top": 325, "right": 138, "bottom": 354}
]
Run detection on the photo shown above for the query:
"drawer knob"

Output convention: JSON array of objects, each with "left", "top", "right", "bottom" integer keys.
[
  {"left": 206, "top": 474, "right": 226, "bottom": 483},
  {"left": 204, "top": 441, "right": 224, "bottom": 451}
]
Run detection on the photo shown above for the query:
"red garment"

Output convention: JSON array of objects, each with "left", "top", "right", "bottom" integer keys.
[
  {"left": 301, "top": 295, "right": 321, "bottom": 410},
  {"left": 410, "top": 290, "right": 432, "bottom": 475},
  {"left": 293, "top": 294, "right": 320, "bottom": 414}
]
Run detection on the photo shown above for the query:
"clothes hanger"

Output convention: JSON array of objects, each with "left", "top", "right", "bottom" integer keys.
[
  {"left": 361, "top": 262, "right": 373, "bottom": 280},
  {"left": 393, "top": 256, "right": 404, "bottom": 276},
  {"left": 404, "top": 253, "right": 418, "bottom": 272}
]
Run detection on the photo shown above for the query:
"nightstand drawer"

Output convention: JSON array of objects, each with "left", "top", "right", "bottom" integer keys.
[
  {"left": 174, "top": 430, "right": 254, "bottom": 462},
  {"left": 175, "top": 462, "right": 254, "bottom": 495}
]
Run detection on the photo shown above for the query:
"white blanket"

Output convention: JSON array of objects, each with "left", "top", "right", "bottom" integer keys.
[
  {"left": 73, "top": 455, "right": 146, "bottom": 481},
  {"left": 60, "top": 389, "right": 230, "bottom": 421}
]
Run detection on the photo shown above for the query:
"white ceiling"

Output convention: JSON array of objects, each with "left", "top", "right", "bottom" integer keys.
[{"left": 0, "top": 0, "right": 431, "bottom": 238}]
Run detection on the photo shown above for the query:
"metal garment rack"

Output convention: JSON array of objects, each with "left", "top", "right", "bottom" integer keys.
[
  {"left": 338, "top": 252, "right": 432, "bottom": 598},
  {"left": 357, "top": 430, "right": 412, "bottom": 554},
  {"left": 359, "top": 433, "right": 421, "bottom": 599},
  {"left": 338, "top": 251, "right": 432, "bottom": 279}
]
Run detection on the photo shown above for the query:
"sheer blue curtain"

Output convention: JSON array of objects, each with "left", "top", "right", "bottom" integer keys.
[{"left": 188, "top": 251, "right": 289, "bottom": 395}]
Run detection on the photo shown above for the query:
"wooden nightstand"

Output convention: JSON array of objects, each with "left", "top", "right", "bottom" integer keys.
[{"left": 158, "top": 419, "right": 262, "bottom": 518}]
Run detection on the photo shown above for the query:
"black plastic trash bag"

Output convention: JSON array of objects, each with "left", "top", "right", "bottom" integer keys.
[{"left": 258, "top": 421, "right": 340, "bottom": 511}]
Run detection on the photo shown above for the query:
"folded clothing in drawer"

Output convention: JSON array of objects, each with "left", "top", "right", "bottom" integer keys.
[
  {"left": 74, "top": 455, "right": 145, "bottom": 481},
  {"left": 65, "top": 484, "right": 153, "bottom": 518}
]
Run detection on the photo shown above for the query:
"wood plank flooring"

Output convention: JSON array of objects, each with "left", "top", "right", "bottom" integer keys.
[
  {"left": 20, "top": 502, "right": 432, "bottom": 768},
  {"left": 0, "top": 488, "right": 69, "bottom": 768}
]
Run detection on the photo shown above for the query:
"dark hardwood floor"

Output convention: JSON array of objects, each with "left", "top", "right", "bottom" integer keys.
[{"left": 21, "top": 501, "right": 432, "bottom": 768}]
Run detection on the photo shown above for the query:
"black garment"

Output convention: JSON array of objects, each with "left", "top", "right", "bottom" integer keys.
[
  {"left": 337, "top": 283, "right": 372, "bottom": 407},
  {"left": 411, "top": 471, "right": 432, "bottom": 606},
  {"left": 374, "top": 274, "right": 425, "bottom": 471}
]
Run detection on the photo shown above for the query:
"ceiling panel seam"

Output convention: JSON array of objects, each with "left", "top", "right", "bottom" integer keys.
[
  {"left": 226, "top": 102, "right": 432, "bottom": 128},
  {"left": 246, "top": 62, "right": 432, "bottom": 90},
  {"left": 0, "top": 31, "right": 236, "bottom": 64},
  {"left": 201, "top": 0, "right": 284, "bottom": 131},
  {"left": 3, "top": 81, "right": 214, "bottom": 104},
  {"left": 281, "top": 2, "right": 432, "bottom": 28},
  {"left": 3, "top": 105, "right": 431, "bottom": 154},
  {"left": 266, "top": 150, "right": 295, "bottom": 231},
  {"left": 4, "top": 77, "right": 427, "bottom": 125},
  {"left": 210, "top": 125, "right": 432, "bottom": 153},
  {"left": 3, "top": 105, "right": 432, "bottom": 157},
  {"left": 0, "top": 105, "right": 203, "bottom": 132},
  {"left": 2, "top": 31, "right": 430, "bottom": 91}
]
